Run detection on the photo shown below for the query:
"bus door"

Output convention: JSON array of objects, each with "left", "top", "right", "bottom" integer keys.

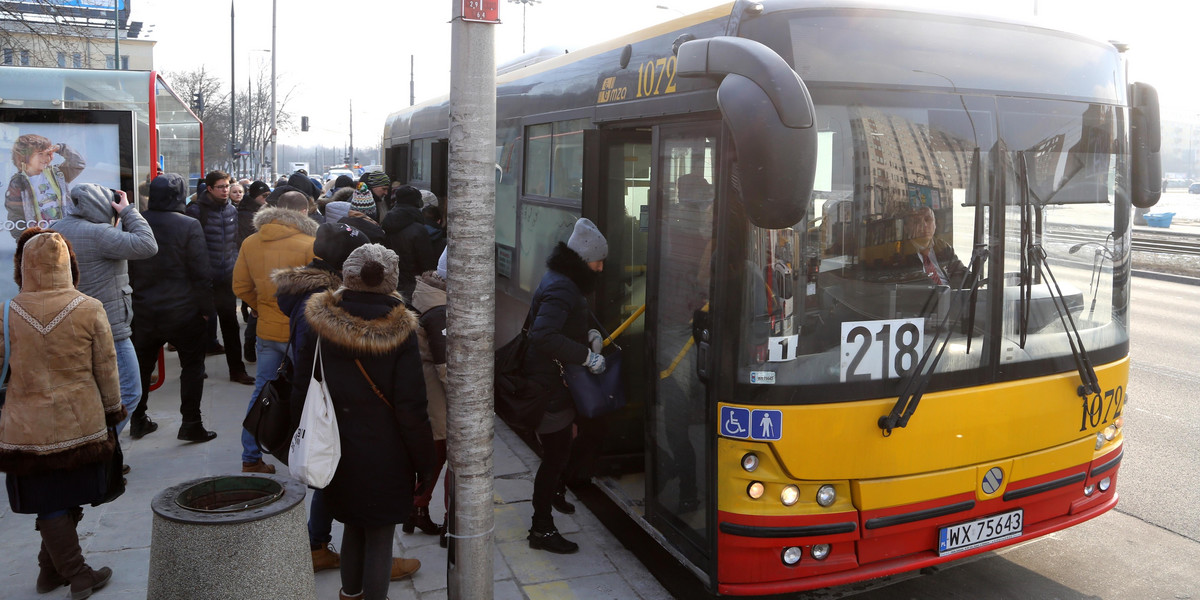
[
  {"left": 586, "top": 128, "right": 652, "bottom": 473},
  {"left": 646, "top": 122, "right": 718, "bottom": 570}
]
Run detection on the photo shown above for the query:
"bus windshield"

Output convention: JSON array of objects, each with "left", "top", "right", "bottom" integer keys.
[{"left": 734, "top": 91, "right": 1130, "bottom": 400}]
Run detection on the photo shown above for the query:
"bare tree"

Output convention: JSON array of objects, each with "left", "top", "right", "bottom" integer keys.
[{"left": 160, "top": 66, "right": 295, "bottom": 179}]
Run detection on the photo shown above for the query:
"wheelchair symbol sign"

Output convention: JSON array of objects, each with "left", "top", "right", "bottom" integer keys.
[
  {"left": 721, "top": 406, "right": 751, "bottom": 439},
  {"left": 721, "top": 407, "right": 782, "bottom": 441}
]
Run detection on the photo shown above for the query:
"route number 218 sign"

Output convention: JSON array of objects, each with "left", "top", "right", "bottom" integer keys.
[{"left": 840, "top": 318, "right": 924, "bottom": 382}]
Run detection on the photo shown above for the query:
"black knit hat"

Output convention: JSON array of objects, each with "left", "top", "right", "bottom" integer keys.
[
  {"left": 334, "top": 175, "right": 354, "bottom": 190},
  {"left": 313, "top": 222, "right": 369, "bottom": 272},
  {"left": 391, "top": 185, "right": 423, "bottom": 209},
  {"left": 247, "top": 180, "right": 271, "bottom": 200}
]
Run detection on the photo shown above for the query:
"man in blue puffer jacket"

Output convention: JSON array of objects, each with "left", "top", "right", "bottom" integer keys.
[{"left": 186, "top": 170, "right": 254, "bottom": 385}]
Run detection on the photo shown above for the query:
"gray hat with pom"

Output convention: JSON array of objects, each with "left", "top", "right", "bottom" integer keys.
[
  {"left": 342, "top": 243, "right": 399, "bottom": 294},
  {"left": 567, "top": 218, "right": 607, "bottom": 263}
]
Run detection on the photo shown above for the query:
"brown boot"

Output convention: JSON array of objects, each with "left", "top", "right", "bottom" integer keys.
[
  {"left": 338, "top": 590, "right": 363, "bottom": 600},
  {"left": 390, "top": 557, "right": 420, "bottom": 580},
  {"left": 311, "top": 543, "right": 340, "bottom": 572},
  {"left": 241, "top": 459, "right": 276, "bottom": 474},
  {"left": 37, "top": 513, "right": 112, "bottom": 599},
  {"left": 35, "top": 540, "right": 68, "bottom": 593}
]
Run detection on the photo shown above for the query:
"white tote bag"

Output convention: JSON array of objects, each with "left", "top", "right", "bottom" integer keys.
[{"left": 288, "top": 341, "right": 341, "bottom": 488}]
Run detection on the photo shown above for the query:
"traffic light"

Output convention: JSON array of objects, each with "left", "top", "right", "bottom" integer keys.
[
  {"left": 301, "top": 116, "right": 309, "bottom": 132},
  {"left": 191, "top": 91, "right": 204, "bottom": 113}
]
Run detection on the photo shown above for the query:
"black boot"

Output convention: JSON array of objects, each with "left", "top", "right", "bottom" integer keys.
[
  {"left": 528, "top": 525, "right": 579, "bottom": 554},
  {"left": 38, "top": 514, "right": 112, "bottom": 599},
  {"left": 129, "top": 414, "right": 157, "bottom": 440},
  {"left": 177, "top": 421, "right": 217, "bottom": 443},
  {"left": 412, "top": 506, "right": 440, "bottom": 535},
  {"left": 552, "top": 491, "right": 576, "bottom": 515}
]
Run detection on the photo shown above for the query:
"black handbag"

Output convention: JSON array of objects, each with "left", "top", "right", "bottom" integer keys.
[
  {"left": 494, "top": 310, "right": 545, "bottom": 432},
  {"left": 242, "top": 355, "right": 294, "bottom": 460},
  {"left": 94, "top": 428, "right": 125, "bottom": 506},
  {"left": 561, "top": 346, "right": 627, "bottom": 418}
]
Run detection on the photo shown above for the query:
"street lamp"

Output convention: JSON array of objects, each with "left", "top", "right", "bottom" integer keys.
[
  {"left": 913, "top": 69, "right": 977, "bottom": 146},
  {"left": 507, "top": 0, "right": 540, "bottom": 54}
]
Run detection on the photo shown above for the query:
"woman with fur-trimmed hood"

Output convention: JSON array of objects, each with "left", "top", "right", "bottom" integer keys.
[
  {"left": 301, "top": 243, "right": 436, "bottom": 600},
  {"left": 0, "top": 228, "right": 123, "bottom": 597}
]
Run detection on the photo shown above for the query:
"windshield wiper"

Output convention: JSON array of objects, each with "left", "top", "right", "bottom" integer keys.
[
  {"left": 879, "top": 147, "right": 990, "bottom": 436},
  {"left": 1016, "top": 152, "right": 1102, "bottom": 398}
]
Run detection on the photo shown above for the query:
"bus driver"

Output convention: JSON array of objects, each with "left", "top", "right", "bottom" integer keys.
[{"left": 902, "top": 207, "right": 966, "bottom": 288}]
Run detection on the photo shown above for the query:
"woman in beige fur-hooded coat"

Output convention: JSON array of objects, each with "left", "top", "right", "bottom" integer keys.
[{"left": 0, "top": 228, "right": 124, "bottom": 508}]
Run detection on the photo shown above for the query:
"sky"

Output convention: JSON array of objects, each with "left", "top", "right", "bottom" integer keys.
[{"left": 130, "top": 0, "right": 1198, "bottom": 151}]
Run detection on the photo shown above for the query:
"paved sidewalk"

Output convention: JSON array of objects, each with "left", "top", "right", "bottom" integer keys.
[{"left": 0, "top": 339, "right": 671, "bottom": 600}]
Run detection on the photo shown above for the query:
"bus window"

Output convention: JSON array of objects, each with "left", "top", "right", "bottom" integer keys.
[
  {"left": 523, "top": 118, "right": 588, "bottom": 200},
  {"left": 496, "top": 124, "right": 520, "bottom": 248},
  {"left": 518, "top": 203, "right": 579, "bottom": 292}
]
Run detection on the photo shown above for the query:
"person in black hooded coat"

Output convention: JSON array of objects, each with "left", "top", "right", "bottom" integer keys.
[
  {"left": 380, "top": 185, "right": 435, "bottom": 300},
  {"left": 128, "top": 173, "right": 217, "bottom": 441},
  {"left": 520, "top": 218, "right": 610, "bottom": 555},
  {"left": 301, "top": 243, "right": 436, "bottom": 598}
]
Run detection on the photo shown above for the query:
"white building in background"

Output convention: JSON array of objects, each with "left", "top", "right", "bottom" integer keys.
[{"left": 0, "top": 2, "right": 153, "bottom": 71}]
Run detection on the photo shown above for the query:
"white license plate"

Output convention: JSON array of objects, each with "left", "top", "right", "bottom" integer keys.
[{"left": 937, "top": 509, "right": 1023, "bottom": 556}]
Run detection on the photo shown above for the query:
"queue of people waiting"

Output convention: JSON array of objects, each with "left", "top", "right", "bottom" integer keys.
[{"left": 0, "top": 168, "right": 614, "bottom": 600}]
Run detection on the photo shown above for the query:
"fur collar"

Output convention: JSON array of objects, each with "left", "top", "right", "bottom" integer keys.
[
  {"left": 252, "top": 206, "right": 320, "bottom": 236},
  {"left": 547, "top": 242, "right": 597, "bottom": 294},
  {"left": 304, "top": 289, "right": 418, "bottom": 354},
  {"left": 271, "top": 263, "right": 342, "bottom": 297}
]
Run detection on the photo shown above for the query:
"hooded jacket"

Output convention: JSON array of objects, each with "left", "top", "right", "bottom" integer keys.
[
  {"left": 185, "top": 189, "right": 240, "bottom": 281},
  {"left": 412, "top": 271, "right": 448, "bottom": 441},
  {"left": 273, "top": 260, "right": 341, "bottom": 426},
  {"left": 128, "top": 174, "right": 215, "bottom": 326},
  {"left": 522, "top": 242, "right": 596, "bottom": 422},
  {"left": 381, "top": 205, "right": 436, "bottom": 296},
  {"left": 0, "top": 232, "right": 124, "bottom": 477},
  {"left": 52, "top": 184, "right": 158, "bottom": 341},
  {"left": 302, "top": 288, "right": 436, "bottom": 526},
  {"left": 237, "top": 194, "right": 265, "bottom": 248},
  {"left": 232, "top": 207, "right": 318, "bottom": 342},
  {"left": 322, "top": 187, "right": 352, "bottom": 223}
]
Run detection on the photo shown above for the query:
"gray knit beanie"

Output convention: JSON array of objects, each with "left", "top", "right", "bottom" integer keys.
[
  {"left": 342, "top": 244, "right": 399, "bottom": 294},
  {"left": 567, "top": 217, "right": 608, "bottom": 263}
]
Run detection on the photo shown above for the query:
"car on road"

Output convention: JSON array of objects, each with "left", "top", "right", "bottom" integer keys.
[{"left": 1189, "top": 182, "right": 1200, "bottom": 194}]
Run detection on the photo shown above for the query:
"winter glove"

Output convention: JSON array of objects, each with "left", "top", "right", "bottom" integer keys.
[
  {"left": 583, "top": 350, "right": 606, "bottom": 375},
  {"left": 587, "top": 329, "right": 604, "bottom": 354}
]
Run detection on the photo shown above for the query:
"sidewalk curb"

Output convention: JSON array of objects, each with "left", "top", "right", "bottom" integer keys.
[{"left": 1132, "top": 269, "right": 1200, "bottom": 286}]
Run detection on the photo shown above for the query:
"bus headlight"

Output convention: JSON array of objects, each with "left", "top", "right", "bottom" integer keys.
[
  {"left": 747, "top": 481, "right": 765, "bottom": 500},
  {"left": 810, "top": 543, "right": 831, "bottom": 561},
  {"left": 782, "top": 546, "right": 802, "bottom": 565},
  {"left": 781, "top": 485, "right": 800, "bottom": 506},
  {"left": 1098, "top": 477, "right": 1111, "bottom": 492},
  {"left": 816, "top": 485, "right": 837, "bottom": 507},
  {"left": 741, "top": 453, "right": 759, "bottom": 472},
  {"left": 1102, "top": 424, "right": 1118, "bottom": 441}
]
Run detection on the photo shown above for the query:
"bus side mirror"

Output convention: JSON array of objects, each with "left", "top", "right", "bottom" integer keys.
[
  {"left": 1130, "top": 82, "right": 1161, "bottom": 208},
  {"left": 677, "top": 36, "right": 817, "bottom": 229}
]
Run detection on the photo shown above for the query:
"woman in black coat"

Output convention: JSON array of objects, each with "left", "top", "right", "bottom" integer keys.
[
  {"left": 521, "top": 218, "right": 609, "bottom": 554},
  {"left": 301, "top": 243, "right": 436, "bottom": 600}
]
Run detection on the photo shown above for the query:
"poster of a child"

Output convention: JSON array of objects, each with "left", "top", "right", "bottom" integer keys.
[{"left": 5, "top": 133, "right": 87, "bottom": 232}]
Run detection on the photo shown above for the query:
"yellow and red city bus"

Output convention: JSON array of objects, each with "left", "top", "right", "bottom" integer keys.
[{"left": 383, "top": 1, "right": 1160, "bottom": 594}]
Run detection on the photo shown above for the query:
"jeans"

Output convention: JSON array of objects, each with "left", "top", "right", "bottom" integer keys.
[
  {"left": 308, "top": 488, "right": 334, "bottom": 547},
  {"left": 242, "top": 337, "right": 288, "bottom": 464},
  {"left": 532, "top": 424, "right": 573, "bottom": 530},
  {"left": 132, "top": 313, "right": 207, "bottom": 423},
  {"left": 213, "top": 280, "right": 247, "bottom": 376},
  {"left": 340, "top": 523, "right": 395, "bottom": 600},
  {"left": 112, "top": 337, "right": 142, "bottom": 436}
]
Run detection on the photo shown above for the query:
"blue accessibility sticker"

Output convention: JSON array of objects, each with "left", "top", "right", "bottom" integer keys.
[
  {"left": 720, "top": 406, "right": 751, "bottom": 439},
  {"left": 751, "top": 409, "right": 782, "bottom": 441}
]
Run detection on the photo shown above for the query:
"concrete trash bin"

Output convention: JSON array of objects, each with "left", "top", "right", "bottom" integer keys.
[{"left": 147, "top": 474, "right": 316, "bottom": 599}]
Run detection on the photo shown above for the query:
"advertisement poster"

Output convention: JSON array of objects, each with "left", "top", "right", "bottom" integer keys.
[{"left": 0, "top": 108, "right": 133, "bottom": 299}]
